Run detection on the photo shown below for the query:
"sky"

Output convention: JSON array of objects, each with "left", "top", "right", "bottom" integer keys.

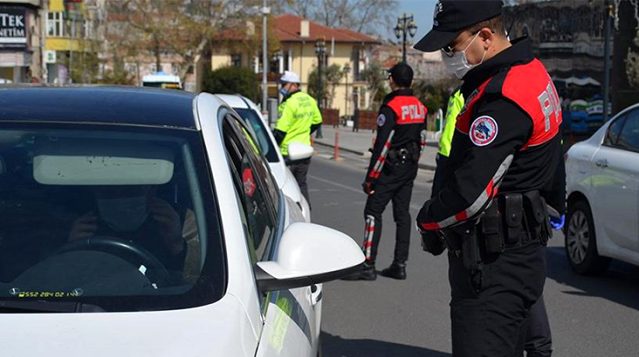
[{"left": 388, "top": 0, "right": 437, "bottom": 43}]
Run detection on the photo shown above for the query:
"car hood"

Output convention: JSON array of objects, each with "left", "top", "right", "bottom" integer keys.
[{"left": 0, "top": 294, "right": 258, "bottom": 357}]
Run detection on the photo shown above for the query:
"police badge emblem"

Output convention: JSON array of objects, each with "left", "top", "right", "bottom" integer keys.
[{"left": 470, "top": 116, "right": 498, "bottom": 146}]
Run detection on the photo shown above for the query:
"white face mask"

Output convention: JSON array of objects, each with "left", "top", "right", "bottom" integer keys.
[
  {"left": 441, "top": 32, "right": 486, "bottom": 79},
  {"left": 97, "top": 196, "right": 149, "bottom": 232}
]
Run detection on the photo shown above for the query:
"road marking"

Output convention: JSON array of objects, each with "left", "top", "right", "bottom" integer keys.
[{"left": 309, "top": 174, "right": 422, "bottom": 211}]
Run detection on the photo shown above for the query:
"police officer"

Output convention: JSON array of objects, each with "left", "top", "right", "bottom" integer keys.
[
  {"left": 273, "top": 71, "right": 323, "bottom": 205},
  {"left": 343, "top": 62, "right": 427, "bottom": 281},
  {"left": 414, "top": 1, "right": 564, "bottom": 356}
]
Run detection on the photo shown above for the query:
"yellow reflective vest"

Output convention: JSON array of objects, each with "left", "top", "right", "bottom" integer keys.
[
  {"left": 439, "top": 89, "right": 464, "bottom": 157},
  {"left": 276, "top": 91, "right": 323, "bottom": 156}
]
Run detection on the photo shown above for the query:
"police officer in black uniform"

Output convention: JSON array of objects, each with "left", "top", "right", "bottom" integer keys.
[
  {"left": 343, "top": 62, "right": 427, "bottom": 281},
  {"left": 414, "top": 1, "right": 565, "bottom": 356}
]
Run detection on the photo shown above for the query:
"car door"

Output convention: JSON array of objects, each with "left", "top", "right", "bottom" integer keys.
[
  {"left": 222, "top": 114, "right": 319, "bottom": 357},
  {"left": 591, "top": 108, "right": 639, "bottom": 252}
]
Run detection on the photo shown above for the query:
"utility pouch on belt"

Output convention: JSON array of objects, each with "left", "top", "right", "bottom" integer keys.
[
  {"left": 523, "top": 191, "right": 553, "bottom": 244},
  {"left": 502, "top": 193, "right": 524, "bottom": 245},
  {"left": 451, "top": 223, "right": 481, "bottom": 272},
  {"left": 480, "top": 201, "right": 504, "bottom": 254}
]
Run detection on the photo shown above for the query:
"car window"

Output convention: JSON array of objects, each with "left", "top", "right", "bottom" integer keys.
[
  {"left": 603, "top": 114, "right": 626, "bottom": 146},
  {"left": 222, "top": 115, "right": 278, "bottom": 263},
  {"left": 617, "top": 109, "right": 639, "bottom": 152},
  {"left": 234, "top": 107, "right": 279, "bottom": 163},
  {"left": 0, "top": 126, "right": 225, "bottom": 312}
]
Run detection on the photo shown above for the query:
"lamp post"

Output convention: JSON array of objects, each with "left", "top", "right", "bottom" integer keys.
[
  {"left": 315, "top": 39, "right": 326, "bottom": 138},
  {"left": 603, "top": 0, "right": 613, "bottom": 122},
  {"left": 261, "top": 1, "right": 270, "bottom": 117},
  {"left": 394, "top": 13, "right": 418, "bottom": 64},
  {"left": 343, "top": 63, "right": 351, "bottom": 122}
]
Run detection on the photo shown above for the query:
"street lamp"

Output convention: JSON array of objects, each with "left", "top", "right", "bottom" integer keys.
[
  {"left": 314, "top": 39, "right": 326, "bottom": 137},
  {"left": 394, "top": 13, "right": 417, "bottom": 64},
  {"left": 343, "top": 63, "right": 351, "bottom": 122},
  {"left": 261, "top": 1, "right": 270, "bottom": 119}
]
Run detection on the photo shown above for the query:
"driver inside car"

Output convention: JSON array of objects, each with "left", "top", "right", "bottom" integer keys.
[{"left": 68, "top": 185, "right": 187, "bottom": 271}]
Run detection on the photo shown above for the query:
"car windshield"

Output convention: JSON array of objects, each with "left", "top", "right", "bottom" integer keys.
[
  {"left": 0, "top": 125, "right": 225, "bottom": 312},
  {"left": 234, "top": 108, "right": 279, "bottom": 163}
]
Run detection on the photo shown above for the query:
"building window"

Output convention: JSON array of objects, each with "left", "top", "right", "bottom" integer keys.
[
  {"left": 231, "top": 53, "right": 242, "bottom": 67},
  {"left": 47, "top": 12, "right": 64, "bottom": 37}
]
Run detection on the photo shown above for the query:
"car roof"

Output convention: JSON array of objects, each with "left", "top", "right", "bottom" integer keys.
[
  {"left": 215, "top": 94, "right": 251, "bottom": 110},
  {"left": 0, "top": 86, "right": 197, "bottom": 129}
]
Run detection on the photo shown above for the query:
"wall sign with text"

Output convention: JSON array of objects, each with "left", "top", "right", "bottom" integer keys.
[{"left": 0, "top": 7, "right": 27, "bottom": 49}]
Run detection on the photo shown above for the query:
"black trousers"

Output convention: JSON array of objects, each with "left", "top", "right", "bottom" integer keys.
[
  {"left": 449, "top": 240, "right": 547, "bottom": 357},
  {"left": 524, "top": 295, "right": 552, "bottom": 357},
  {"left": 287, "top": 157, "right": 311, "bottom": 207},
  {"left": 362, "top": 161, "right": 418, "bottom": 264}
]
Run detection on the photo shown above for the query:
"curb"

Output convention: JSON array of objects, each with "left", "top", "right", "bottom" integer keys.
[{"left": 314, "top": 141, "right": 437, "bottom": 171}]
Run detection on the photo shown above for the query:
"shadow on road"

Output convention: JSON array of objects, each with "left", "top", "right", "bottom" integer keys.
[
  {"left": 321, "top": 332, "right": 450, "bottom": 357},
  {"left": 546, "top": 246, "right": 639, "bottom": 310}
]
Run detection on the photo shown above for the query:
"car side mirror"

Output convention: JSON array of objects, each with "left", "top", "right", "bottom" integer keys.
[
  {"left": 286, "top": 142, "right": 314, "bottom": 161},
  {"left": 255, "top": 222, "right": 364, "bottom": 292}
]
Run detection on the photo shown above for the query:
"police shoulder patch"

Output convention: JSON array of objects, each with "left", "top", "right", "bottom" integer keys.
[
  {"left": 470, "top": 115, "right": 498, "bottom": 147},
  {"left": 377, "top": 114, "right": 386, "bottom": 127}
]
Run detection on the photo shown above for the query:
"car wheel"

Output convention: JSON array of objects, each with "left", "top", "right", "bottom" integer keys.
[{"left": 565, "top": 199, "right": 610, "bottom": 274}]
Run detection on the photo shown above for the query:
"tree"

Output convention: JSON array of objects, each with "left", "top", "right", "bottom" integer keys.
[
  {"left": 359, "top": 62, "right": 388, "bottom": 110},
  {"left": 308, "top": 63, "right": 345, "bottom": 108},
  {"left": 274, "top": 0, "right": 398, "bottom": 35},
  {"left": 413, "top": 77, "right": 458, "bottom": 129},
  {"left": 106, "top": 0, "right": 263, "bottom": 84},
  {"left": 201, "top": 66, "right": 259, "bottom": 101}
]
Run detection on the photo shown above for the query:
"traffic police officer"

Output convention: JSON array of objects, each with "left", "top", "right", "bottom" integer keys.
[
  {"left": 344, "top": 62, "right": 427, "bottom": 280},
  {"left": 414, "top": 1, "right": 565, "bottom": 356},
  {"left": 274, "top": 71, "right": 323, "bottom": 205}
]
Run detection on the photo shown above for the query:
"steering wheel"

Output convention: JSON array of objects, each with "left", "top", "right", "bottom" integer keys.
[{"left": 57, "top": 236, "right": 170, "bottom": 287}]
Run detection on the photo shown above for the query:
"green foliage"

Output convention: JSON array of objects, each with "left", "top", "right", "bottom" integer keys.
[
  {"left": 413, "top": 77, "right": 458, "bottom": 117},
  {"left": 360, "top": 62, "right": 388, "bottom": 109},
  {"left": 202, "top": 66, "right": 259, "bottom": 101},
  {"left": 308, "top": 63, "right": 345, "bottom": 108}
]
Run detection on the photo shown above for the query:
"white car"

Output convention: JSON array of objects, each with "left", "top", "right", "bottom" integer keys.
[
  {"left": 215, "top": 94, "right": 312, "bottom": 222},
  {"left": 565, "top": 103, "right": 639, "bottom": 274},
  {"left": 0, "top": 87, "right": 364, "bottom": 356}
]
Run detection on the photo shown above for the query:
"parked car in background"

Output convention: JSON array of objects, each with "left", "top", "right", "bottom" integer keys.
[
  {"left": 216, "top": 94, "right": 312, "bottom": 222},
  {"left": 564, "top": 103, "right": 639, "bottom": 274},
  {"left": 0, "top": 87, "right": 364, "bottom": 356},
  {"left": 142, "top": 71, "right": 182, "bottom": 90}
]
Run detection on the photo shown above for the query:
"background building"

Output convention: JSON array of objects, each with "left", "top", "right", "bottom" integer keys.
[
  {"left": 44, "top": 0, "right": 105, "bottom": 84},
  {"left": 212, "top": 14, "right": 380, "bottom": 118},
  {"left": 0, "top": 0, "right": 43, "bottom": 83}
]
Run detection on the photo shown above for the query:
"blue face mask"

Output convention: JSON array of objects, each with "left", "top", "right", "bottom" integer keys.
[
  {"left": 97, "top": 196, "right": 149, "bottom": 232},
  {"left": 279, "top": 87, "right": 289, "bottom": 97}
]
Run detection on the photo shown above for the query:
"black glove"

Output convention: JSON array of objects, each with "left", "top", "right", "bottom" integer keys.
[
  {"left": 416, "top": 200, "right": 446, "bottom": 256},
  {"left": 420, "top": 229, "right": 446, "bottom": 256},
  {"left": 362, "top": 180, "right": 375, "bottom": 195}
]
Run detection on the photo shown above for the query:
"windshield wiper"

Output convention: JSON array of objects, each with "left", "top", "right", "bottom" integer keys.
[{"left": 0, "top": 300, "right": 105, "bottom": 313}]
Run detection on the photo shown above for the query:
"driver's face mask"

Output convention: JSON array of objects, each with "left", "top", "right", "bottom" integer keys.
[{"left": 97, "top": 196, "right": 149, "bottom": 232}]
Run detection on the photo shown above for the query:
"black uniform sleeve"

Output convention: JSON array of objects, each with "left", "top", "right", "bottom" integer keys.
[
  {"left": 418, "top": 98, "right": 532, "bottom": 230},
  {"left": 365, "top": 106, "right": 396, "bottom": 183},
  {"left": 273, "top": 129, "right": 286, "bottom": 144},
  {"left": 544, "top": 140, "right": 566, "bottom": 215}
]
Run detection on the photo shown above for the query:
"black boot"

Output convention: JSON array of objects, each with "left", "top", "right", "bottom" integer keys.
[
  {"left": 341, "top": 262, "right": 377, "bottom": 281},
  {"left": 380, "top": 261, "right": 406, "bottom": 280}
]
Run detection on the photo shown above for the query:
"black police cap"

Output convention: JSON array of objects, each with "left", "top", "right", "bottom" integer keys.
[
  {"left": 414, "top": 0, "right": 504, "bottom": 52},
  {"left": 388, "top": 62, "right": 414, "bottom": 87}
]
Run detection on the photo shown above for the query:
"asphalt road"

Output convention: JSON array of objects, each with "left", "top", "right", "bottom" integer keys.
[{"left": 308, "top": 146, "right": 639, "bottom": 357}]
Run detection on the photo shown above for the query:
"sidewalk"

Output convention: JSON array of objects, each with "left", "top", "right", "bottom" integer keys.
[{"left": 313, "top": 125, "right": 439, "bottom": 171}]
